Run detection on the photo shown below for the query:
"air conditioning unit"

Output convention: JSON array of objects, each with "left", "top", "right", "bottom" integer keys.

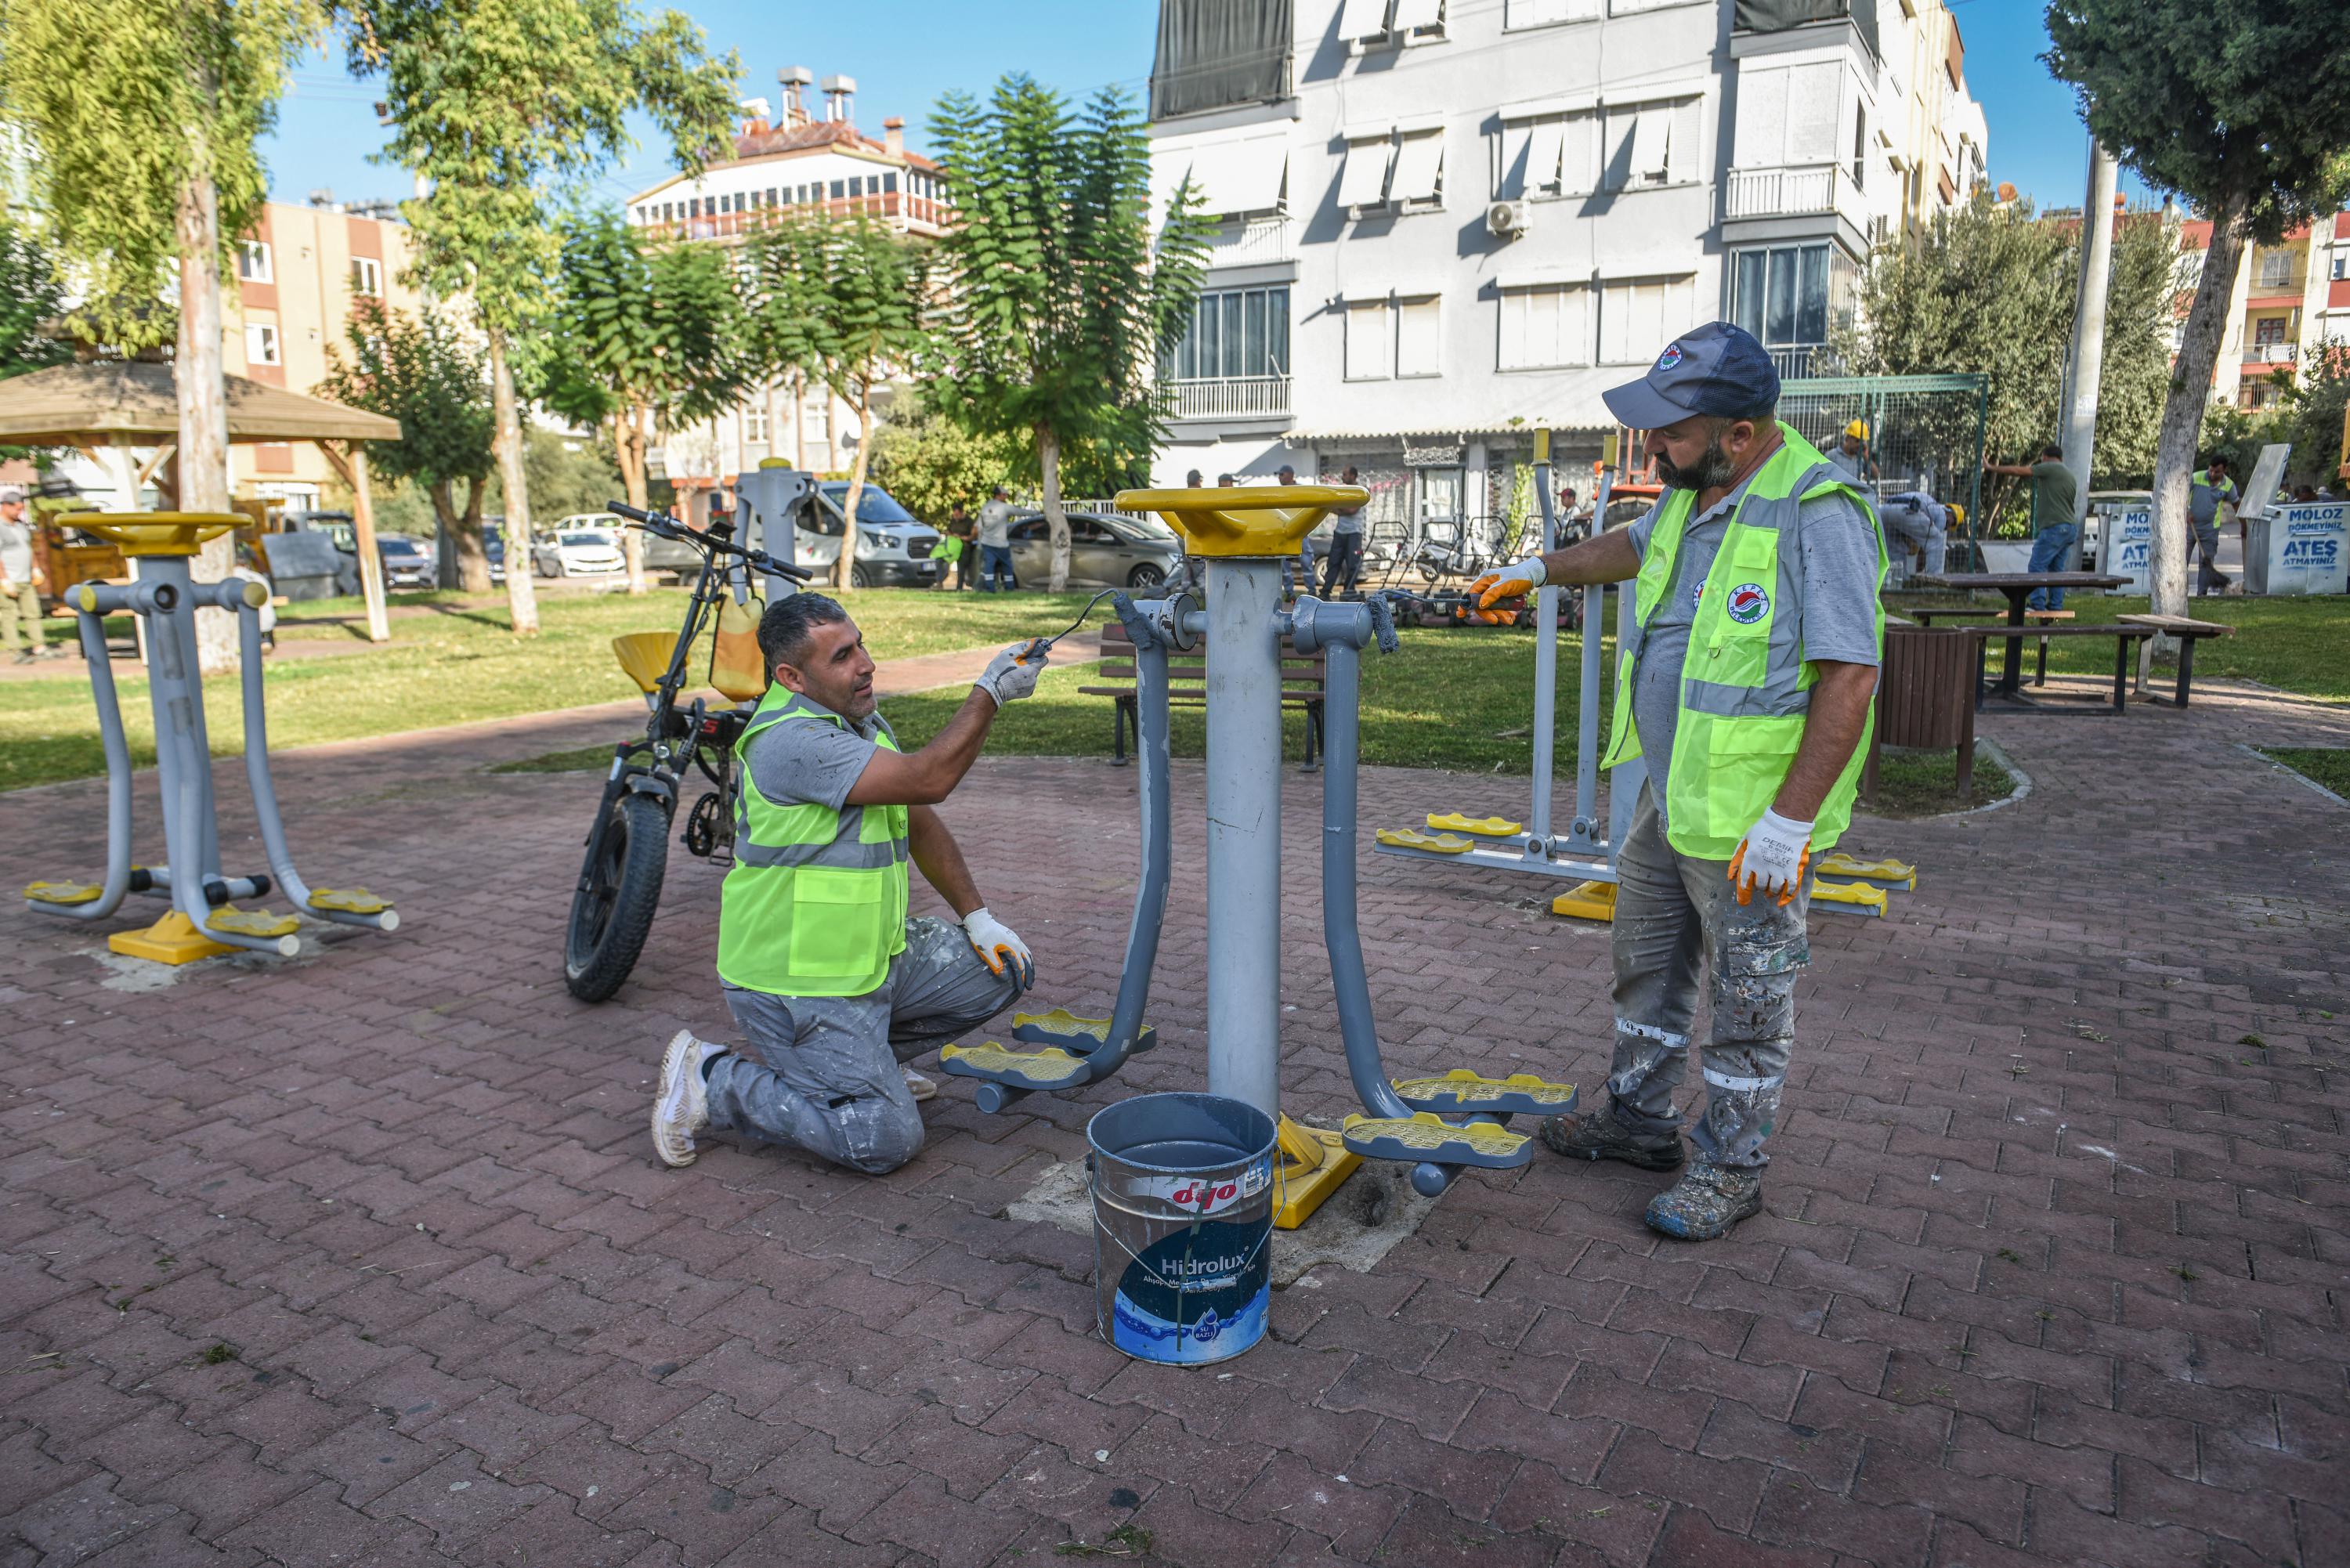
[{"left": 1487, "top": 199, "right": 1530, "bottom": 240}]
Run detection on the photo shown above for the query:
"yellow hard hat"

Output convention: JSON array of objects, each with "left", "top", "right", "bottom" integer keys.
[{"left": 1844, "top": 419, "right": 1871, "bottom": 441}]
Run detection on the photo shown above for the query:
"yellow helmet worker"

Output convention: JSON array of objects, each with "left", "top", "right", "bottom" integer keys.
[
  {"left": 1831, "top": 418, "right": 1878, "bottom": 482},
  {"left": 1844, "top": 418, "right": 1870, "bottom": 442}
]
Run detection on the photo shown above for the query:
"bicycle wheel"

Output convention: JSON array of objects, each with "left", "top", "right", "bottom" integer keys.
[{"left": 564, "top": 792, "right": 671, "bottom": 1002}]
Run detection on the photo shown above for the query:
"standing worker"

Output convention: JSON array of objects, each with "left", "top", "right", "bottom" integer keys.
[
  {"left": 1468, "top": 322, "right": 1885, "bottom": 1241},
  {"left": 976, "top": 485, "right": 1017, "bottom": 593},
  {"left": 1984, "top": 443, "right": 2083, "bottom": 609},
  {"left": 942, "top": 500, "right": 976, "bottom": 591},
  {"left": 649, "top": 594, "right": 1050, "bottom": 1175},
  {"left": 1827, "top": 420, "right": 1879, "bottom": 485},
  {"left": 2187, "top": 455, "right": 2236, "bottom": 596},
  {"left": 0, "top": 485, "right": 47, "bottom": 664},
  {"left": 1320, "top": 465, "right": 1366, "bottom": 598}
]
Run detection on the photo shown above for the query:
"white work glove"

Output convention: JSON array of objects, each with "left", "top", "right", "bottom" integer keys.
[
  {"left": 962, "top": 907, "right": 1035, "bottom": 988},
  {"left": 1468, "top": 555, "right": 1547, "bottom": 610},
  {"left": 974, "top": 638, "right": 1048, "bottom": 706},
  {"left": 1728, "top": 807, "right": 1813, "bottom": 908}
]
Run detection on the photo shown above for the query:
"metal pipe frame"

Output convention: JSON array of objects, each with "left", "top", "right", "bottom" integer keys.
[
  {"left": 1202, "top": 558, "right": 1286, "bottom": 1120},
  {"left": 26, "top": 605, "right": 137, "bottom": 920}
]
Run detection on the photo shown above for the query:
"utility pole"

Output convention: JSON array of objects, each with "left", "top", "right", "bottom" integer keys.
[{"left": 2060, "top": 135, "right": 2119, "bottom": 565}]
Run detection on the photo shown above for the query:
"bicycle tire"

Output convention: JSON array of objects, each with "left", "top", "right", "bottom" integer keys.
[{"left": 564, "top": 793, "right": 671, "bottom": 1003}]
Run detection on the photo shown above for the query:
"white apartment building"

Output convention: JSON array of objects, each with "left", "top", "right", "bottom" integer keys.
[{"left": 1146, "top": 0, "right": 1984, "bottom": 540}]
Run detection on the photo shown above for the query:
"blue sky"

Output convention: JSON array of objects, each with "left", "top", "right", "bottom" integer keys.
[{"left": 261, "top": 0, "right": 2145, "bottom": 215}]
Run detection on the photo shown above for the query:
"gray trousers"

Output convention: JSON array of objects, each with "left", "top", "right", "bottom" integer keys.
[
  {"left": 2191, "top": 522, "right": 2226, "bottom": 594},
  {"left": 1603, "top": 784, "right": 1810, "bottom": 1169},
  {"left": 706, "top": 916, "right": 1025, "bottom": 1174}
]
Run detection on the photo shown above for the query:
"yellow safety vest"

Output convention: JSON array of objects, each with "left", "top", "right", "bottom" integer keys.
[{"left": 1600, "top": 425, "right": 1887, "bottom": 859}]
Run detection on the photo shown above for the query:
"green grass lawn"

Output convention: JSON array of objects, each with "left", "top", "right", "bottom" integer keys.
[
  {"left": 1864, "top": 745, "right": 2016, "bottom": 818},
  {"left": 3, "top": 585, "right": 1095, "bottom": 793},
  {"left": 2259, "top": 747, "right": 2350, "bottom": 797},
  {"left": 1889, "top": 593, "right": 2350, "bottom": 700}
]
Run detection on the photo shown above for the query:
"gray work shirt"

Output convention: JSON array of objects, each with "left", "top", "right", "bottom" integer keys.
[
  {"left": 1625, "top": 474, "right": 1883, "bottom": 832},
  {"left": 743, "top": 697, "right": 894, "bottom": 811},
  {"left": 2189, "top": 473, "right": 2236, "bottom": 529},
  {"left": 977, "top": 500, "right": 1014, "bottom": 549},
  {"left": 0, "top": 515, "right": 33, "bottom": 582}
]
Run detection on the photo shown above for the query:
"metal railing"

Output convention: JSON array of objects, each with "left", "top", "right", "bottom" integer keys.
[
  {"left": 1726, "top": 163, "right": 1856, "bottom": 221},
  {"left": 1200, "top": 215, "right": 1292, "bottom": 268},
  {"left": 1765, "top": 345, "right": 1835, "bottom": 379},
  {"left": 635, "top": 192, "right": 952, "bottom": 240},
  {"left": 1168, "top": 376, "right": 1291, "bottom": 419},
  {"left": 2243, "top": 341, "right": 2298, "bottom": 364}
]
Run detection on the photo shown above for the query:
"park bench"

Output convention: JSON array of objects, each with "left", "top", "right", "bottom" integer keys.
[
  {"left": 1942, "top": 621, "right": 2160, "bottom": 714},
  {"left": 2117, "top": 614, "right": 2235, "bottom": 708},
  {"left": 1084, "top": 620, "right": 1328, "bottom": 770}
]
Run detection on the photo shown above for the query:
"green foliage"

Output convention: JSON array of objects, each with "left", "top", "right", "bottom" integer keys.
[
  {"left": 743, "top": 219, "right": 929, "bottom": 411},
  {"left": 866, "top": 391, "right": 1018, "bottom": 523},
  {"left": 2194, "top": 402, "right": 2286, "bottom": 479},
  {"left": 319, "top": 299, "right": 494, "bottom": 511},
  {"left": 2276, "top": 340, "right": 2350, "bottom": 486},
  {"left": 2084, "top": 213, "right": 2183, "bottom": 487},
  {"left": 2044, "top": 0, "right": 2350, "bottom": 247},
  {"left": 0, "top": 0, "right": 315, "bottom": 348},
  {"left": 540, "top": 208, "right": 747, "bottom": 439},
  {"left": 0, "top": 216, "right": 68, "bottom": 381},
  {"left": 486, "top": 426, "right": 629, "bottom": 524}
]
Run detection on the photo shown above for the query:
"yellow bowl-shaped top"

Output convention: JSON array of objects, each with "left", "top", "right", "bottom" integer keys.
[
  {"left": 61, "top": 511, "right": 245, "bottom": 557},
  {"left": 1115, "top": 486, "right": 1370, "bottom": 558}
]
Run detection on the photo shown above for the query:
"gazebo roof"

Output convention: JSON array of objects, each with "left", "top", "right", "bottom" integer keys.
[{"left": 0, "top": 359, "right": 401, "bottom": 446}]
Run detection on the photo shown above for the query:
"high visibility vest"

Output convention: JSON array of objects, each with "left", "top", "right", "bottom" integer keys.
[
  {"left": 716, "top": 686, "right": 910, "bottom": 997},
  {"left": 1600, "top": 425, "right": 1887, "bottom": 860}
]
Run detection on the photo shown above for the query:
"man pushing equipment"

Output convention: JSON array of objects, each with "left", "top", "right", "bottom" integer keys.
[
  {"left": 1470, "top": 321, "right": 1885, "bottom": 1240},
  {"left": 650, "top": 594, "right": 1048, "bottom": 1175}
]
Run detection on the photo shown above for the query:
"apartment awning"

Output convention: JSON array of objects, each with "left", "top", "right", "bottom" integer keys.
[
  {"left": 0, "top": 359, "right": 400, "bottom": 446},
  {"left": 1159, "top": 131, "right": 1289, "bottom": 218}
]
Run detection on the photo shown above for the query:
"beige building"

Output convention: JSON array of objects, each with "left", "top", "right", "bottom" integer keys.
[{"left": 2178, "top": 212, "right": 2350, "bottom": 412}]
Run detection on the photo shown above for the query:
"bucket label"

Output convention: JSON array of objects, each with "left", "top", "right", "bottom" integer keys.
[
  {"left": 1110, "top": 1217, "right": 1270, "bottom": 1364},
  {"left": 1119, "top": 1156, "right": 1272, "bottom": 1216}
]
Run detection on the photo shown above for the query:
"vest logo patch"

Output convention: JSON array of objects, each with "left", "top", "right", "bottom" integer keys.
[{"left": 1726, "top": 582, "right": 1770, "bottom": 623}]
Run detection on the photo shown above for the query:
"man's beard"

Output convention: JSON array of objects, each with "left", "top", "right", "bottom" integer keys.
[{"left": 1656, "top": 432, "right": 1738, "bottom": 493}]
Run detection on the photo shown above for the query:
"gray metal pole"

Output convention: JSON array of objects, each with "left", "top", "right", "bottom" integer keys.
[
  {"left": 1203, "top": 556, "right": 1284, "bottom": 1119},
  {"left": 2062, "top": 139, "right": 2119, "bottom": 536},
  {"left": 1528, "top": 435, "right": 1559, "bottom": 845}
]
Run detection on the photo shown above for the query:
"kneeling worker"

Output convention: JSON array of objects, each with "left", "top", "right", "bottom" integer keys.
[
  {"left": 1470, "top": 321, "right": 1885, "bottom": 1241},
  {"left": 651, "top": 594, "right": 1047, "bottom": 1174}
]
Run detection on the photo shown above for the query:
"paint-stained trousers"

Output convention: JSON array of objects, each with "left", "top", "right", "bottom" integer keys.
[
  {"left": 705, "top": 916, "right": 1025, "bottom": 1174},
  {"left": 1602, "top": 782, "right": 1810, "bottom": 1168}
]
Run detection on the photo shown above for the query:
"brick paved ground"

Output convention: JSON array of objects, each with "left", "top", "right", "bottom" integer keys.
[{"left": 2, "top": 672, "right": 2345, "bottom": 1566}]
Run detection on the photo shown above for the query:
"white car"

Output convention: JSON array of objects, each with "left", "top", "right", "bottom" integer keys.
[{"left": 532, "top": 518, "right": 625, "bottom": 577}]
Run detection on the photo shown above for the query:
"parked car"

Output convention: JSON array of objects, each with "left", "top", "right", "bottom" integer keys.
[
  {"left": 794, "top": 481, "right": 944, "bottom": 587},
  {"left": 375, "top": 534, "right": 436, "bottom": 589},
  {"left": 1003, "top": 509, "right": 1185, "bottom": 590},
  {"left": 533, "top": 523, "right": 626, "bottom": 578},
  {"left": 480, "top": 528, "right": 506, "bottom": 584}
]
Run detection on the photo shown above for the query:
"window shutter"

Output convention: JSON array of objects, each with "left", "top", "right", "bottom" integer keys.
[
  {"left": 1338, "top": 138, "right": 1395, "bottom": 208},
  {"left": 1396, "top": 297, "right": 1441, "bottom": 376},
  {"left": 1346, "top": 299, "right": 1392, "bottom": 379},
  {"left": 1388, "top": 132, "right": 1445, "bottom": 203}
]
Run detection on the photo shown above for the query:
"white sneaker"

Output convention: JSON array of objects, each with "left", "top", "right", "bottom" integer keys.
[
  {"left": 902, "top": 1064, "right": 938, "bottom": 1102},
  {"left": 652, "top": 1029, "right": 724, "bottom": 1168}
]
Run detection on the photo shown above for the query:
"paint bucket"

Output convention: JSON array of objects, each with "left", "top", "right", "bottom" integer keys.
[{"left": 1087, "top": 1093, "right": 1278, "bottom": 1366}]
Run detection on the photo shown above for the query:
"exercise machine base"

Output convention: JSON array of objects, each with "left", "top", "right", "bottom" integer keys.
[
  {"left": 1550, "top": 880, "right": 1618, "bottom": 922},
  {"left": 109, "top": 912, "right": 236, "bottom": 966},
  {"left": 1271, "top": 1116, "right": 1364, "bottom": 1230}
]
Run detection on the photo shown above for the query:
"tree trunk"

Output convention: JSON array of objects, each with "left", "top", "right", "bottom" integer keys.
[
  {"left": 440, "top": 478, "right": 490, "bottom": 594},
  {"left": 1038, "top": 421, "right": 1069, "bottom": 592},
  {"left": 175, "top": 171, "right": 237, "bottom": 674},
  {"left": 617, "top": 407, "right": 653, "bottom": 511},
  {"left": 617, "top": 407, "right": 649, "bottom": 594},
  {"left": 833, "top": 377, "right": 867, "bottom": 591},
  {"left": 2151, "top": 188, "right": 2251, "bottom": 625},
  {"left": 486, "top": 324, "right": 542, "bottom": 635}
]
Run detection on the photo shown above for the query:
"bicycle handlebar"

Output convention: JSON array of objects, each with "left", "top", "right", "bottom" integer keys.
[{"left": 605, "top": 500, "right": 814, "bottom": 582}]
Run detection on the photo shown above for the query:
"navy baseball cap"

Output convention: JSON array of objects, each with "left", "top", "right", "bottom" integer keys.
[{"left": 1600, "top": 320, "right": 1781, "bottom": 431}]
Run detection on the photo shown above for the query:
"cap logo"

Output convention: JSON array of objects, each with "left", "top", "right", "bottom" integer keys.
[
  {"left": 1656, "top": 344, "right": 1683, "bottom": 371},
  {"left": 1726, "top": 583, "right": 1770, "bottom": 624}
]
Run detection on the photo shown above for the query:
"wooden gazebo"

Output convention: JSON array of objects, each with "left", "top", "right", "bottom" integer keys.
[{"left": 0, "top": 360, "right": 405, "bottom": 641}]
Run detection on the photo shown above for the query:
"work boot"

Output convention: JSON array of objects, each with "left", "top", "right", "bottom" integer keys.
[
  {"left": 1644, "top": 1157, "right": 1764, "bottom": 1241},
  {"left": 651, "top": 1028, "right": 725, "bottom": 1168},
  {"left": 1538, "top": 1106, "right": 1684, "bottom": 1172},
  {"left": 901, "top": 1064, "right": 938, "bottom": 1103}
]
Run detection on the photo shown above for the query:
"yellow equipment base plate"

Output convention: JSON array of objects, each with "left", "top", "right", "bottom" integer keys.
[
  {"left": 1342, "top": 1111, "right": 1533, "bottom": 1169},
  {"left": 110, "top": 912, "right": 236, "bottom": 965},
  {"left": 1810, "top": 878, "right": 1888, "bottom": 917},
  {"left": 208, "top": 906, "right": 301, "bottom": 939},
  {"left": 1010, "top": 1009, "right": 1157, "bottom": 1056},
  {"left": 1426, "top": 811, "right": 1522, "bottom": 837},
  {"left": 26, "top": 880, "right": 102, "bottom": 906},
  {"left": 1375, "top": 829, "right": 1473, "bottom": 854},
  {"left": 1813, "top": 853, "right": 1916, "bottom": 890},
  {"left": 938, "top": 1041, "right": 1090, "bottom": 1090},
  {"left": 1271, "top": 1118, "right": 1362, "bottom": 1230},
  {"left": 1394, "top": 1069, "right": 1578, "bottom": 1115},
  {"left": 309, "top": 887, "right": 392, "bottom": 915},
  {"left": 1552, "top": 880, "right": 1618, "bottom": 921}
]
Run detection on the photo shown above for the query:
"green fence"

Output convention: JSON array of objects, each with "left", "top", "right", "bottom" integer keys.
[{"left": 1778, "top": 373, "right": 1990, "bottom": 564}]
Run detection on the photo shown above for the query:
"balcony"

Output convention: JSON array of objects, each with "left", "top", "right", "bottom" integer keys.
[
  {"left": 2243, "top": 341, "right": 2298, "bottom": 365},
  {"left": 1766, "top": 345, "right": 1833, "bottom": 380},
  {"left": 1199, "top": 215, "right": 1292, "bottom": 269},
  {"left": 1726, "top": 164, "right": 1861, "bottom": 222},
  {"left": 1168, "top": 376, "right": 1290, "bottom": 420},
  {"left": 637, "top": 191, "right": 952, "bottom": 241}
]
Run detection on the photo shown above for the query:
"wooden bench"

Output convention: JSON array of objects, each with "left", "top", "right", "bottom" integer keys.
[
  {"left": 2117, "top": 614, "right": 2235, "bottom": 709},
  {"left": 1943, "top": 622, "right": 2160, "bottom": 714},
  {"left": 1083, "top": 620, "right": 1329, "bottom": 770}
]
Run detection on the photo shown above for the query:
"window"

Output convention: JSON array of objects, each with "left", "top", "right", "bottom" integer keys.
[
  {"left": 1344, "top": 299, "right": 1391, "bottom": 380},
  {"left": 744, "top": 404, "right": 769, "bottom": 443},
  {"left": 1339, "top": 135, "right": 1394, "bottom": 210},
  {"left": 1499, "top": 110, "right": 1602, "bottom": 199},
  {"left": 1505, "top": 0, "right": 1599, "bottom": 27},
  {"left": 1395, "top": 295, "right": 1441, "bottom": 377},
  {"left": 1167, "top": 285, "right": 1291, "bottom": 381},
  {"left": 1388, "top": 131, "right": 1445, "bottom": 205},
  {"left": 1603, "top": 95, "right": 1701, "bottom": 190},
  {"left": 829, "top": 179, "right": 845, "bottom": 201},
  {"left": 1340, "top": 125, "right": 1444, "bottom": 212},
  {"left": 849, "top": 176, "right": 865, "bottom": 199},
  {"left": 1497, "top": 284, "right": 1593, "bottom": 370},
  {"left": 1150, "top": 0, "right": 1294, "bottom": 119},
  {"left": 2253, "top": 316, "right": 2289, "bottom": 345},
  {"left": 766, "top": 187, "right": 779, "bottom": 206},
  {"left": 1729, "top": 242, "right": 1856, "bottom": 349},
  {"left": 237, "top": 240, "right": 272, "bottom": 283},
  {"left": 244, "top": 322, "right": 280, "bottom": 366},
  {"left": 350, "top": 257, "right": 382, "bottom": 297},
  {"left": 1737, "top": 61, "right": 1841, "bottom": 167},
  {"left": 1597, "top": 276, "right": 1697, "bottom": 363},
  {"left": 884, "top": 172, "right": 898, "bottom": 193},
  {"left": 803, "top": 399, "right": 831, "bottom": 440},
  {"left": 2332, "top": 255, "right": 2347, "bottom": 281}
]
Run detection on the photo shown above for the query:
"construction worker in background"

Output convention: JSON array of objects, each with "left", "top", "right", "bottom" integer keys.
[
  {"left": 2187, "top": 455, "right": 2236, "bottom": 596},
  {"left": 649, "top": 594, "right": 1049, "bottom": 1176},
  {"left": 1469, "top": 321, "right": 1885, "bottom": 1241},
  {"left": 0, "top": 485, "right": 49, "bottom": 664},
  {"left": 1827, "top": 419, "right": 1879, "bottom": 485}
]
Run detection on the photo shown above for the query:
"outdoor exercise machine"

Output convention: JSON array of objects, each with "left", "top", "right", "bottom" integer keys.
[
  {"left": 22, "top": 514, "right": 398, "bottom": 963},
  {"left": 938, "top": 486, "right": 1579, "bottom": 1212},
  {"left": 1372, "top": 431, "right": 1649, "bottom": 922}
]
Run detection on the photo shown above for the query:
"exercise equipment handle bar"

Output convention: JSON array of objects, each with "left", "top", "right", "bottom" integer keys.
[{"left": 604, "top": 500, "right": 815, "bottom": 582}]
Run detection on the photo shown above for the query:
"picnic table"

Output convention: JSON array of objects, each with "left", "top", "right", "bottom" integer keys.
[{"left": 1910, "top": 572, "right": 2129, "bottom": 704}]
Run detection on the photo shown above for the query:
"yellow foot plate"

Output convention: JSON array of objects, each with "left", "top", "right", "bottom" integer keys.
[
  {"left": 208, "top": 905, "right": 301, "bottom": 939},
  {"left": 1426, "top": 811, "right": 1522, "bottom": 837},
  {"left": 109, "top": 912, "right": 236, "bottom": 965},
  {"left": 1394, "top": 1069, "right": 1578, "bottom": 1115},
  {"left": 25, "top": 880, "right": 102, "bottom": 906},
  {"left": 309, "top": 887, "right": 392, "bottom": 915},
  {"left": 1272, "top": 1120, "right": 1363, "bottom": 1230},
  {"left": 1551, "top": 880, "right": 1618, "bottom": 922},
  {"left": 1342, "top": 1112, "right": 1533, "bottom": 1169},
  {"left": 938, "top": 1041, "right": 1091, "bottom": 1090},
  {"left": 1010, "top": 1008, "right": 1157, "bottom": 1056},
  {"left": 1810, "top": 878, "right": 1888, "bottom": 917},
  {"left": 1375, "top": 829, "right": 1473, "bottom": 854},
  {"left": 1813, "top": 853, "right": 1916, "bottom": 890}
]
